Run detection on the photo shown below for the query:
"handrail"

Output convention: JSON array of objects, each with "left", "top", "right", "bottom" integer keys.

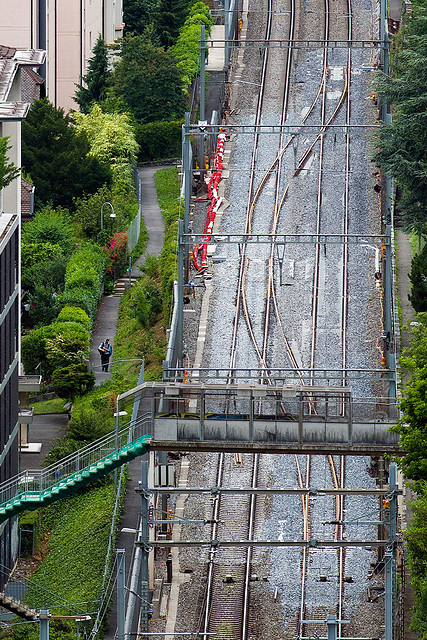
[{"left": 0, "top": 415, "right": 152, "bottom": 515}]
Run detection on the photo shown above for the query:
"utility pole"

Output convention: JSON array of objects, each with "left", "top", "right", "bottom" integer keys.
[
  {"left": 183, "top": 112, "right": 191, "bottom": 287},
  {"left": 39, "top": 610, "right": 50, "bottom": 640},
  {"left": 199, "top": 24, "right": 207, "bottom": 185},
  {"left": 117, "top": 549, "right": 125, "bottom": 640},
  {"left": 379, "top": 0, "right": 395, "bottom": 398},
  {"left": 384, "top": 462, "right": 398, "bottom": 640},
  {"left": 177, "top": 219, "right": 184, "bottom": 368},
  {"left": 224, "top": 0, "right": 230, "bottom": 69},
  {"left": 200, "top": 25, "right": 206, "bottom": 123},
  {"left": 327, "top": 615, "right": 338, "bottom": 640},
  {"left": 140, "top": 460, "right": 151, "bottom": 633}
]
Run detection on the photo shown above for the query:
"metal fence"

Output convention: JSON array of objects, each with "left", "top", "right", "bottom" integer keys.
[{"left": 127, "top": 165, "right": 142, "bottom": 252}]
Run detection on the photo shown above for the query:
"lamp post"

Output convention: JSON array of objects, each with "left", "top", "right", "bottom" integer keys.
[
  {"left": 113, "top": 404, "right": 128, "bottom": 493},
  {"left": 101, "top": 201, "right": 116, "bottom": 230}
]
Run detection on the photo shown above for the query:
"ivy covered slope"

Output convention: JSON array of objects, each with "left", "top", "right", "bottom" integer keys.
[{"left": 2, "top": 479, "right": 126, "bottom": 640}]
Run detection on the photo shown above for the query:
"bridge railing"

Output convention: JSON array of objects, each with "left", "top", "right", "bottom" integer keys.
[{"left": 0, "top": 415, "right": 152, "bottom": 508}]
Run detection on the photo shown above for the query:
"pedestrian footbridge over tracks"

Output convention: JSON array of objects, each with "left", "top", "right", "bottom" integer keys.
[
  {"left": 125, "top": 381, "right": 401, "bottom": 456},
  {"left": 0, "top": 382, "right": 400, "bottom": 523}
]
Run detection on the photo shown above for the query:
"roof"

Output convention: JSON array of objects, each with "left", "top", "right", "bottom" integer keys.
[{"left": 0, "top": 47, "right": 45, "bottom": 119}]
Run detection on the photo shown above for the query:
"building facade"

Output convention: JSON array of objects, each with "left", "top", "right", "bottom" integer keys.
[
  {"left": 0, "top": 46, "right": 44, "bottom": 584},
  {"left": 0, "top": 0, "right": 124, "bottom": 112},
  {"left": 0, "top": 213, "right": 19, "bottom": 575}
]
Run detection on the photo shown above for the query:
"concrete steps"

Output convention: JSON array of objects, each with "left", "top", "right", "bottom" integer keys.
[
  {"left": 113, "top": 277, "right": 138, "bottom": 296},
  {"left": 0, "top": 591, "right": 37, "bottom": 620}
]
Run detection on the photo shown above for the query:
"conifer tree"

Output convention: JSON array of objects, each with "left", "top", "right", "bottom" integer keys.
[
  {"left": 75, "top": 34, "right": 111, "bottom": 113},
  {"left": 0, "top": 136, "right": 19, "bottom": 190},
  {"left": 154, "top": 0, "right": 192, "bottom": 49}
]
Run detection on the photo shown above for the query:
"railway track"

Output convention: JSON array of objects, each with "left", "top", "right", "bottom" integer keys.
[{"left": 183, "top": 0, "right": 383, "bottom": 635}]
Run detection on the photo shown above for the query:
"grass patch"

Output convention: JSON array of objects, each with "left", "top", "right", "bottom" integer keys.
[
  {"left": 410, "top": 231, "right": 425, "bottom": 255},
  {"left": 30, "top": 397, "right": 68, "bottom": 414},
  {"left": 154, "top": 166, "right": 182, "bottom": 226}
]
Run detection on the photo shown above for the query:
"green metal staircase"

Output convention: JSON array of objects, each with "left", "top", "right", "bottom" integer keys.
[{"left": 0, "top": 416, "right": 152, "bottom": 524}]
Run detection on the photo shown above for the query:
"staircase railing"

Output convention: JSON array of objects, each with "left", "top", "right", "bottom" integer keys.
[{"left": 0, "top": 414, "right": 153, "bottom": 509}]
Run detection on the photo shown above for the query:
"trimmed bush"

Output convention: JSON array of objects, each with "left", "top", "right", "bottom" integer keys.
[
  {"left": 52, "top": 364, "right": 95, "bottom": 401},
  {"left": 21, "top": 325, "right": 56, "bottom": 375},
  {"left": 57, "top": 305, "right": 91, "bottom": 331},
  {"left": 58, "top": 243, "right": 106, "bottom": 323},
  {"left": 57, "top": 288, "right": 98, "bottom": 324},
  {"left": 136, "top": 119, "right": 183, "bottom": 162},
  {"left": 65, "top": 266, "right": 101, "bottom": 299}
]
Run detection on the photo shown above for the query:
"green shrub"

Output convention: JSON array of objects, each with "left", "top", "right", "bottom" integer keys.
[
  {"left": 45, "top": 321, "right": 90, "bottom": 371},
  {"left": 141, "top": 254, "right": 160, "bottom": 278},
  {"left": 65, "top": 266, "right": 101, "bottom": 299},
  {"left": 57, "top": 288, "right": 98, "bottom": 323},
  {"left": 22, "top": 205, "right": 73, "bottom": 255},
  {"left": 136, "top": 119, "right": 183, "bottom": 162},
  {"left": 131, "top": 278, "right": 162, "bottom": 328},
  {"left": 21, "top": 325, "right": 56, "bottom": 375},
  {"left": 57, "top": 305, "right": 91, "bottom": 331},
  {"left": 67, "top": 405, "right": 113, "bottom": 442},
  {"left": 52, "top": 364, "right": 95, "bottom": 401},
  {"left": 66, "top": 243, "right": 105, "bottom": 281},
  {"left": 21, "top": 241, "right": 63, "bottom": 272},
  {"left": 58, "top": 243, "right": 106, "bottom": 322}
]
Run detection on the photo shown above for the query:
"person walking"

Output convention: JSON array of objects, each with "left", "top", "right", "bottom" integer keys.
[{"left": 98, "top": 338, "right": 112, "bottom": 372}]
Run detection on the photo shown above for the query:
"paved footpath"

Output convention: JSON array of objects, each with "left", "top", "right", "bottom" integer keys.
[
  {"left": 90, "top": 166, "right": 167, "bottom": 385},
  {"left": 395, "top": 229, "right": 418, "bottom": 640},
  {"left": 24, "top": 166, "right": 166, "bottom": 638},
  {"left": 100, "top": 166, "right": 166, "bottom": 640}
]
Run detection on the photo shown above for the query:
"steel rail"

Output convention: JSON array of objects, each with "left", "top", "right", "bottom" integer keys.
[{"left": 202, "top": 1, "right": 276, "bottom": 638}]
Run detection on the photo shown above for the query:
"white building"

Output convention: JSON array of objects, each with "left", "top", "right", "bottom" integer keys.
[{"left": 0, "top": 0, "right": 124, "bottom": 112}]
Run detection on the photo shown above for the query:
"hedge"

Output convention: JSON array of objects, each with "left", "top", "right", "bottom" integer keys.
[
  {"left": 58, "top": 243, "right": 106, "bottom": 324},
  {"left": 136, "top": 119, "right": 183, "bottom": 162},
  {"left": 57, "top": 288, "right": 99, "bottom": 324},
  {"left": 57, "top": 305, "right": 91, "bottom": 331},
  {"left": 172, "top": 2, "right": 213, "bottom": 88},
  {"left": 22, "top": 321, "right": 90, "bottom": 379}
]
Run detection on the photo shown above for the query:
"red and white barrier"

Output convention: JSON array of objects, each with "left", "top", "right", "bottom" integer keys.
[{"left": 193, "top": 132, "right": 227, "bottom": 272}]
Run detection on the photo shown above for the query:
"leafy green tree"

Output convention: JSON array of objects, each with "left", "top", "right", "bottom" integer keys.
[
  {"left": 0, "top": 136, "right": 20, "bottom": 189},
  {"left": 21, "top": 241, "right": 63, "bottom": 272},
  {"left": 374, "top": 10, "right": 427, "bottom": 234},
  {"left": 74, "top": 34, "right": 111, "bottom": 113},
  {"left": 400, "top": 313, "right": 427, "bottom": 375},
  {"left": 409, "top": 244, "right": 427, "bottom": 312},
  {"left": 74, "top": 104, "right": 139, "bottom": 195},
  {"left": 52, "top": 365, "right": 95, "bottom": 402},
  {"left": 22, "top": 206, "right": 73, "bottom": 254},
  {"left": 393, "top": 367, "right": 427, "bottom": 483},
  {"left": 112, "top": 35, "right": 185, "bottom": 124},
  {"left": 22, "top": 98, "right": 112, "bottom": 209},
  {"left": 45, "top": 322, "right": 90, "bottom": 371},
  {"left": 404, "top": 491, "right": 427, "bottom": 637},
  {"left": 74, "top": 185, "right": 136, "bottom": 239}
]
